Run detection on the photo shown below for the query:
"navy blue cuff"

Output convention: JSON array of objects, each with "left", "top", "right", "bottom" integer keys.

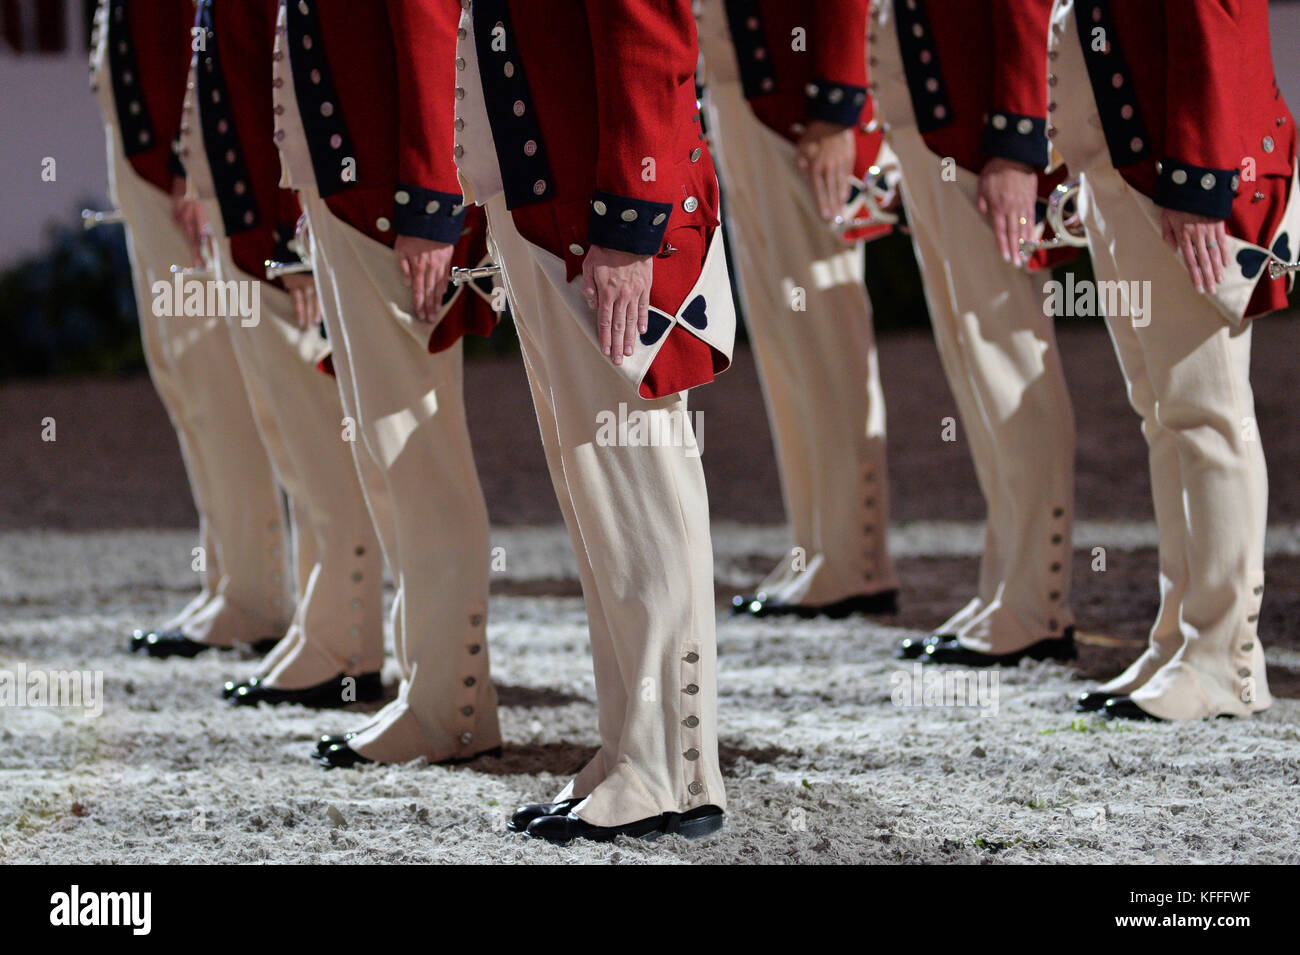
[
  {"left": 393, "top": 185, "right": 467, "bottom": 243},
  {"left": 587, "top": 191, "right": 673, "bottom": 256},
  {"left": 982, "top": 111, "right": 1049, "bottom": 169},
  {"left": 805, "top": 79, "right": 868, "bottom": 128},
  {"left": 1155, "top": 159, "right": 1238, "bottom": 221}
]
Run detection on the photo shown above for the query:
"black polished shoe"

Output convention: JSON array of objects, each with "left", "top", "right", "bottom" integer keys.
[
  {"left": 1102, "top": 695, "right": 1164, "bottom": 722},
  {"left": 1074, "top": 690, "right": 1111, "bottom": 712},
  {"left": 897, "top": 633, "right": 948, "bottom": 660},
  {"left": 128, "top": 629, "right": 214, "bottom": 659},
  {"left": 228, "top": 672, "right": 383, "bottom": 708},
  {"left": 507, "top": 798, "right": 584, "bottom": 833},
  {"left": 317, "top": 741, "right": 374, "bottom": 769},
  {"left": 923, "top": 627, "right": 1077, "bottom": 667},
  {"left": 313, "top": 732, "right": 357, "bottom": 757},
  {"left": 731, "top": 589, "right": 899, "bottom": 620},
  {"left": 525, "top": 805, "right": 725, "bottom": 844},
  {"left": 221, "top": 678, "right": 246, "bottom": 700}
]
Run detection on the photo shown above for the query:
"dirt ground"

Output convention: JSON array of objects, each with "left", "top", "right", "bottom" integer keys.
[{"left": 2, "top": 323, "right": 1299, "bottom": 863}]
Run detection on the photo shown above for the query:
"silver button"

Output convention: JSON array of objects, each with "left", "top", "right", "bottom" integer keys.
[
  {"left": 455, "top": 87, "right": 466, "bottom": 100},
  {"left": 683, "top": 715, "right": 700, "bottom": 728},
  {"left": 468, "top": 643, "right": 482, "bottom": 654},
  {"left": 685, "top": 683, "right": 699, "bottom": 695},
  {"left": 395, "top": 190, "right": 410, "bottom": 205},
  {"left": 513, "top": 99, "right": 526, "bottom": 116},
  {"left": 592, "top": 200, "right": 607, "bottom": 215},
  {"left": 533, "top": 179, "right": 547, "bottom": 195},
  {"left": 298, "top": 1, "right": 309, "bottom": 12},
  {"left": 652, "top": 213, "right": 667, "bottom": 226},
  {"left": 471, "top": 613, "right": 485, "bottom": 626},
  {"left": 991, "top": 114, "right": 1008, "bottom": 130},
  {"left": 330, "top": 133, "right": 342, "bottom": 148},
  {"left": 684, "top": 651, "right": 699, "bottom": 663},
  {"left": 688, "top": 781, "right": 703, "bottom": 796},
  {"left": 690, "top": 147, "right": 702, "bottom": 162},
  {"left": 1171, "top": 169, "right": 1189, "bottom": 185},
  {"left": 682, "top": 197, "right": 698, "bottom": 213},
  {"left": 504, "top": 61, "right": 514, "bottom": 78},
  {"left": 460, "top": 731, "right": 473, "bottom": 744},
  {"left": 621, "top": 208, "right": 638, "bottom": 222},
  {"left": 684, "top": 748, "right": 700, "bottom": 761},
  {"left": 1017, "top": 118, "right": 1033, "bottom": 135},
  {"left": 1263, "top": 136, "right": 1275, "bottom": 153},
  {"left": 461, "top": 705, "right": 474, "bottom": 716},
  {"left": 376, "top": 217, "right": 390, "bottom": 231},
  {"left": 1200, "top": 173, "right": 1217, "bottom": 190},
  {"left": 523, "top": 139, "right": 537, "bottom": 156},
  {"left": 426, "top": 200, "right": 440, "bottom": 213},
  {"left": 454, "top": 144, "right": 465, "bottom": 158},
  {"left": 456, "top": 57, "right": 465, "bottom": 70},
  {"left": 464, "top": 676, "right": 476, "bottom": 687},
  {"left": 1130, "top": 137, "right": 1143, "bottom": 153},
  {"left": 568, "top": 243, "right": 584, "bottom": 255}
]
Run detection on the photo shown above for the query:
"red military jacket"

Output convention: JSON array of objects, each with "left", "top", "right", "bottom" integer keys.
[
  {"left": 872, "top": 0, "right": 1055, "bottom": 175},
  {"left": 278, "top": 0, "right": 494, "bottom": 351},
  {"left": 460, "top": 0, "right": 729, "bottom": 398},
  {"left": 723, "top": 0, "right": 884, "bottom": 177},
  {"left": 97, "top": 0, "right": 194, "bottom": 193},
  {"left": 190, "top": 0, "right": 304, "bottom": 282},
  {"left": 1044, "top": 0, "right": 1296, "bottom": 317}
]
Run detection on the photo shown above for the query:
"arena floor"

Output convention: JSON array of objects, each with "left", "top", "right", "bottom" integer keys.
[{"left": 2, "top": 325, "right": 1299, "bottom": 863}]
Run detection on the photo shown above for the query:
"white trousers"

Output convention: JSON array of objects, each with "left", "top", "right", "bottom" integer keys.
[
  {"left": 203, "top": 212, "right": 385, "bottom": 688},
  {"left": 889, "top": 131, "right": 1078, "bottom": 650},
  {"left": 484, "top": 195, "right": 726, "bottom": 828},
  {"left": 111, "top": 140, "right": 289, "bottom": 646},
  {"left": 1049, "top": 0, "right": 1271, "bottom": 718},
  {"left": 303, "top": 189, "right": 500, "bottom": 761},
  {"left": 699, "top": 6, "right": 896, "bottom": 606}
]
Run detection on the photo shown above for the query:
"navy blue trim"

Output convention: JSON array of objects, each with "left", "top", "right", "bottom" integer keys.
[
  {"left": 723, "top": 0, "right": 776, "bottom": 100},
  {"left": 894, "top": 0, "right": 951, "bottom": 134},
  {"left": 195, "top": 1, "right": 260, "bottom": 236},
  {"left": 285, "top": 0, "right": 357, "bottom": 197},
  {"left": 393, "top": 185, "right": 467, "bottom": 243},
  {"left": 588, "top": 191, "right": 673, "bottom": 256},
  {"left": 107, "top": 0, "right": 156, "bottom": 158},
  {"left": 471, "top": 0, "right": 553, "bottom": 210},
  {"left": 1155, "top": 160, "right": 1238, "bottom": 220},
  {"left": 806, "top": 79, "right": 868, "bottom": 128},
  {"left": 1072, "top": 0, "right": 1150, "bottom": 168},
  {"left": 982, "top": 112, "right": 1050, "bottom": 168}
]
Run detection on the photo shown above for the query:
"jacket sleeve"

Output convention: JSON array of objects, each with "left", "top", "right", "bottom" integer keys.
[
  {"left": 806, "top": 0, "right": 869, "bottom": 128},
  {"left": 1156, "top": 0, "right": 1244, "bottom": 219},
  {"left": 384, "top": 0, "right": 467, "bottom": 242},
  {"left": 982, "top": 0, "right": 1053, "bottom": 168},
  {"left": 583, "top": 0, "right": 698, "bottom": 255}
]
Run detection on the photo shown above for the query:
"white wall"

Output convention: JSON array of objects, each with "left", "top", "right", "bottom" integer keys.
[{"left": 2, "top": 1, "right": 1300, "bottom": 270}]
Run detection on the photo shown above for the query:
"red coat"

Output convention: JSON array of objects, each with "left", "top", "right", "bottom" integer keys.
[
  {"left": 724, "top": 0, "right": 883, "bottom": 176},
  {"left": 98, "top": 0, "right": 194, "bottom": 193},
  {"left": 1045, "top": 0, "right": 1296, "bottom": 317},
  {"left": 191, "top": 0, "right": 303, "bottom": 282},
  {"left": 463, "top": 0, "right": 728, "bottom": 398},
  {"left": 279, "top": 0, "right": 494, "bottom": 351},
  {"left": 871, "top": 0, "right": 1054, "bottom": 175}
]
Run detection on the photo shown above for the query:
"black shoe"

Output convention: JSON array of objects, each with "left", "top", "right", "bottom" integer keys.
[
  {"left": 221, "top": 678, "right": 245, "bottom": 700},
  {"left": 922, "top": 627, "right": 1077, "bottom": 667},
  {"left": 317, "top": 741, "right": 374, "bottom": 769},
  {"left": 525, "top": 805, "right": 725, "bottom": 844},
  {"left": 228, "top": 672, "right": 383, "bottom": 708},
  {"left": 247, "top": 637, "right": 282, "bottom": 655},
  {"left": 897, "top": 633, "right": 948, "bottom": 660},
  {"left": 1074, "top": 690, "right": 1111, "bottom": 712},
  {"left": 316, "top": 741, "right": 501, "bottom": 769},
  {"left": 1102, "top": 695, "right": 1164, "bottom": 722},
  {"left": 313, "top": 732, "right": 357, "bottom": 757},
  {"left": 128, "top": 629, "right": 214, "bottom": 659},
  {"left": 731, "top": 589, "right": 899, "bottom": 619},
  {"left": 507, "top": 798, "right": 584, "bottom": 833}
]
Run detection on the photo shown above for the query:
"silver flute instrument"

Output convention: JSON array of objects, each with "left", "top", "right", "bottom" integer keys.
[
  {"left": 81, "top": 208, "right": 125, "bottom": 229},
  {"left": 1018, "top": 179, "right": 1089, "bottom": 261},
  {"left": 451, "top": 263, "right": 502, "bottom": 286},
  {"left": 1268, "top": 259, "right": 1300, "bottom": 280}
]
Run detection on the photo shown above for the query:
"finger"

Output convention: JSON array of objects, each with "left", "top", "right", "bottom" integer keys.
[
  {"left": 834, "top": 155, "right": 852, "bottom": 214},
  {"left": 399, "top": 253, "right": 412, "bottom": 285},
  {"left": 608, "top": 290, "right": 628, "bottom": 365},
  {"left": 1193, "top": 229, "right": 1218, "bottom": 293},
  {"left": 977, "top": 193, "right": 990, "bottom": 219},
  {"left": 994, "top": 210, "right": 1013, "bottom": 262},
  {"left": 1204, "top": 228, "right": 1225, "bottom": 288},
  {"left": 1178, "top": 229, "right": 1205, "bottom": 292},
  {"left": 308, "top": 287, "right": 322, "bottom": 326},
  {"left": 624, "top": 286, "right": 643, "bottom": 357},
  {"left": 582, "top": 267, "right": 598, "bottom": 310},
  {"left": 637, "top": 283, "right": 650, "bottom": 336},
  {"left": 290, "top": 288, "right": 304, "bottom": 328},
  {"left": 1162, "top": 216, "right": 1178, "bottom": 251},
  {"left": 596, "top": 281, "right": 614, "bottom": 356},
  {"left": 411, "top": 256, "right": 429, "bottom": 322},
  {"left": 1214, "top": 222, "right": 1231, "bottom": 273}
]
